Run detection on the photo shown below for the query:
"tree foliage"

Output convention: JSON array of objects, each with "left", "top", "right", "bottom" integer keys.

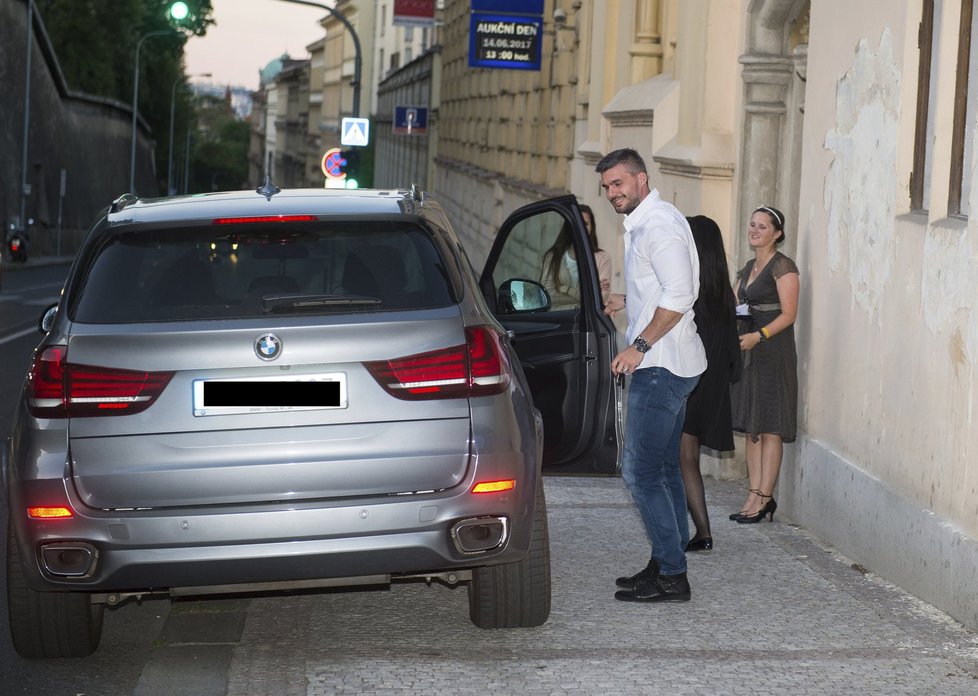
[
  {"left": 35, "top": 0, "right": 216, "bottom": 194},
  {"left": 191, "top": 94, "right": 251, "bottom": 192}
]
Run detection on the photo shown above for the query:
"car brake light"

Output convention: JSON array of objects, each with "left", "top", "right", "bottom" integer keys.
[
  {"left": 27, "top": 506, "right": 74, "bottom": 519},
  {"left": 26, "top": 346, "right": 175, "bottom": 418},
  {"left": 472, "top": 479, "right": 516, "bottom": 494},
  {"left": 212, "top": 215, "right": 318, "bottom": 225},
  {"left": 365, "top": 326, "right": 511, "bottom": 401}
]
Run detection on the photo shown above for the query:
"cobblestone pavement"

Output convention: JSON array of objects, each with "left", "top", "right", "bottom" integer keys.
[{"left": 138, "top": 476, "right": 978, "bottom": 696}]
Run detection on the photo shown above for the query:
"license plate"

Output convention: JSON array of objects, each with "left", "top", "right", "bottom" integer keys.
[{"left": 193, "top": 373, "right": 347, "bottom": 416}]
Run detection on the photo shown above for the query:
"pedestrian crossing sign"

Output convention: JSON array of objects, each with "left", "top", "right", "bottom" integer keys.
[{"left": 341, "top": 118, "right": 370, "bottom": 147}]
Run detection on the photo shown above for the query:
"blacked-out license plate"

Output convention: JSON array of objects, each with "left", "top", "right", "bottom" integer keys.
[{"left": 193, "top": 373, "right": 347, "bottom": 416}]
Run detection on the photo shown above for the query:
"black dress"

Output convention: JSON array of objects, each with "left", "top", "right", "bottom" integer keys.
[
  {"left": 730, "top": 252, "right": 799, "bottom": 442},
  {"left": 683, "top": 304, "right": 741, "bottom": 452}
]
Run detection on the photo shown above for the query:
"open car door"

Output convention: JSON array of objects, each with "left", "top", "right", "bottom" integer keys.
[{"left": 480, "top": 196, "right": 620, "bottom": 474}]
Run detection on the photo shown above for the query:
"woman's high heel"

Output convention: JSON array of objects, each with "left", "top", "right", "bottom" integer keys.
[
  {"left": 735, "top": 494, "right": 777, "bottom": 524},
  {"left": 729, "top": 489, "right": 763, "bottom": 520},
  {"left": 685, "top": 536, "right": 714, "bottom": 552}
]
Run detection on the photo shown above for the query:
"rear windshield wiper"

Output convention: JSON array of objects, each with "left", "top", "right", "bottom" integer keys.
[{"left": 261, "top": 294, "right": 383, "bottom": 313}]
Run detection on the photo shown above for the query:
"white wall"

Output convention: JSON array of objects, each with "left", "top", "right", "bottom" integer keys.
[{"left": 788, "top": 0, "right": 978, "bottom": 630}]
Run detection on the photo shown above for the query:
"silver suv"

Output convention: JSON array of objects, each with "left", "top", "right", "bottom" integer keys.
[{"left": 5, "top": 185, "right": 618, "bottom": 657}]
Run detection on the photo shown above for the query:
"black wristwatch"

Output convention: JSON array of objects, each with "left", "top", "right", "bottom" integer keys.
[{"left": 632, "top": 336, "right": 651, "bottom": 353}]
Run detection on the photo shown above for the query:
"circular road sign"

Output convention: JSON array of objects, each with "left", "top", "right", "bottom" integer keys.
[{"left": 321, "top": 148, "right": 347, "bottom": 179}]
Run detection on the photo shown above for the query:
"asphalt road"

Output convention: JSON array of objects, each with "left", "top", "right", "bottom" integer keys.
[{"left": 0, "top": 262, "right": 171, "bottom": 695}]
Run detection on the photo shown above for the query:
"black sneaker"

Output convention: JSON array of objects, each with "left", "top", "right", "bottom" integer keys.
[
  {"left": 614, "top": 572, "right": 691, "bottom": 602},
  {"left": 614, "top": 558, "right": 659, "bottom": 589}
]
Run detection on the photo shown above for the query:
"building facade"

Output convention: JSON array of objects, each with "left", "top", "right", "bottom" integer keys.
[{"left": 246, "top": 0, "right": 978, "bottom": 631}]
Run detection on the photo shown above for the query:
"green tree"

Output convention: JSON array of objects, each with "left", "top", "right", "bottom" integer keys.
[
  {"left": 191, "top": 93, "right": 251, "bottom": 193},
  {"left": 35, "top": 0, "right": 216, "bottom": 194}
]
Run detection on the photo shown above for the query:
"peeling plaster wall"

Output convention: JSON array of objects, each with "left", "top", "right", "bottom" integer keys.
[
  {"left": 822, "top": 30, "right": 900, "bottom": 313},
  {"left": 787, "top": 0, "right": 978, "bottom": 630}
]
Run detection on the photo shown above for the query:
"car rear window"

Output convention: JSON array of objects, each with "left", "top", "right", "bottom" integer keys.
[{"left": 72, "top": 221, "right": 458, "bottom": 323}]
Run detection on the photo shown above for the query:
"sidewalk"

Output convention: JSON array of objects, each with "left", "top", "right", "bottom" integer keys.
[
  {"left": 135, "top": 475, "right": 978, "bottom": 696},
  {"left": 2, "top": 254, "right": 75, "bottom": 271}
]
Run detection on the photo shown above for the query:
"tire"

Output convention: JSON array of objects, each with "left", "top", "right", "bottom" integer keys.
[
  {"left": 468, "top": 483, "right": 551, "bottom": 628},
  {"left": 6, "top": 522, "right": 103, "bottom": 658}
]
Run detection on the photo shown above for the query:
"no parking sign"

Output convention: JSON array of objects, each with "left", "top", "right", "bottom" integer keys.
[{"left": 321, "top": 148, "right": 347, "bottom": 180}]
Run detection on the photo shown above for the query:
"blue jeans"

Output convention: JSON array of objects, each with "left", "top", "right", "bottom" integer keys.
[{"left": 621, "top": 367, "right": 700, "bottom": 576}]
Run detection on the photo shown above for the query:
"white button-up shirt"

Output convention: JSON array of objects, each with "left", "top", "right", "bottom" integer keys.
[{"left": 623, "top": 189, "right": 707, "bottom": 378}]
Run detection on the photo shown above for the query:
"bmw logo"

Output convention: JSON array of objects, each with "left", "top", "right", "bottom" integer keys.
[{"left": 255, "top": 333, "right": 282, "bottom": 361}]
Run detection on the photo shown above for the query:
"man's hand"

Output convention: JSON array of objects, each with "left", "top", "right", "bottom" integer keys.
[
  {"left": 611, "top": 346, "right": 642, "bottom": 375},
  {"left": 604, "top": 293, "right": 625, "bottom": 317}
]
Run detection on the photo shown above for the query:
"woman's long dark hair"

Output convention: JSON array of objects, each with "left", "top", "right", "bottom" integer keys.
[
  {"left": 687, "top": 215, "right": 736, "bottom": 324},
  {"left": 543, "top": 224, "right": 574, "bottom": 290},
  {"left": 580, "top": 204, "right": 602, "bottom": 252}
]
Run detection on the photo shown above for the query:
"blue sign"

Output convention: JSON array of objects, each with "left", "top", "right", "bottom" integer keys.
[
  {"left": 469, "top": 13, "right": 543, "bottom": 71},
  {"left": 393, "top": 106, "right": 428, "bottom": 135},
  {"left": 471, "top": 0, "right": 544, "bottom": 14},
  {"left": 341, "top": 117, "right": 370, "bottom": 147}
]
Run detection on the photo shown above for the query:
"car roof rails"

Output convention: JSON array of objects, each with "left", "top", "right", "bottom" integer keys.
[{"left": 110, "top": 193, "right": 140, "bottom": 213}]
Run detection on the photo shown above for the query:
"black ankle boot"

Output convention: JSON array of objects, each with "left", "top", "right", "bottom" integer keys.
[
  {"left": 614, "top": 571, "right": 691, "bottom": 602},
  {"left": 614, "top": 558, "right": 659, "bottom": 589}
]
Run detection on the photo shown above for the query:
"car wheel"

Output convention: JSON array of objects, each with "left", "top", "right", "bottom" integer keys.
[
  {"left": 6, "top": 521, "right": 104, "bottom": 658},
  {"left": 468, "top": 483, "right": 551, "bottom": 628}
]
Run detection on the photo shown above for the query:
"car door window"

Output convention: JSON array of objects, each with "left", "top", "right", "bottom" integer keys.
[
  {"left": 481, "top": 198, "right": 620, "bottom": 474},
  {"left": 491, "top": 210, "right": 581, "bottom": 313}
]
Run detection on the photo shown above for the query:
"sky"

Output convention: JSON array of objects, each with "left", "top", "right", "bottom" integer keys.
[{"left": 184, "top": 0, "right": 331, "bottom": 90}]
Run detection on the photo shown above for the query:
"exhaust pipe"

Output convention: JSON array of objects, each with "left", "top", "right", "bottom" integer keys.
[
  {"left": 450, "top": 516, "right": 508, "bottom": 554},
  {"left": 40, "top": 542, "right": 98, "bottom": 577}
]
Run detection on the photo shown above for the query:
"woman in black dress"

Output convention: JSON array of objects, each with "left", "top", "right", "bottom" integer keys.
[
  {"left": 680, "top": 216, "right": 741, "bottom": 551},
  {"left": 729, "top": 205, "right": 800, "bottom": 523}
]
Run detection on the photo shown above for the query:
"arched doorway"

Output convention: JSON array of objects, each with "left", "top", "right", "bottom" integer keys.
[{"left": 735, "top": 0, "right": 810, "bottom": 264}]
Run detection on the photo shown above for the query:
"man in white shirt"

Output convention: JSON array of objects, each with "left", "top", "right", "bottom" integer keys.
[{"left": 597, "top": 148, "right": 707, "bottom": 602}]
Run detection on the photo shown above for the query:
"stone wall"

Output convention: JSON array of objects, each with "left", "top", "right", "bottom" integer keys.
[
  {"left": 432, "top": 0, "right": 580, "bottom": 254},
  {"left": 374, "top": 49, "right": 438, "bottom": 191},
  {"left": 0, "top": 0, "right": 158, "bottom": 256}
]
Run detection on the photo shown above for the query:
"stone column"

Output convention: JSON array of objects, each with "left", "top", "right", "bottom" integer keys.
[{"left": 630, "top": 0, "right": 664, "bottom": 82}]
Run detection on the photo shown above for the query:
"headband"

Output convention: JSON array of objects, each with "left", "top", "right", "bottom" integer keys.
[{"left": 756, "top": 205, "right": 783, "bottom": 228}]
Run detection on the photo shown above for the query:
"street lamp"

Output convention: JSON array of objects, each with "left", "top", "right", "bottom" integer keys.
[
  {"left": 18, "top": 0, "right": 34, "bottom": 238},
  {"left": 168, "top": 72, "right": 211, "bottom": 196},
  {"left": 129, "top": 29, "right": 182, "bottom": 194},
  {"left": 276, "top": 0, "right": 362, "bottom": 117}
]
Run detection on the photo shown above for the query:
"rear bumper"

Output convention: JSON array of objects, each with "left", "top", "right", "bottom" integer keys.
[{"left": 10, "top": 476, "right": 539, "bottom": 594}]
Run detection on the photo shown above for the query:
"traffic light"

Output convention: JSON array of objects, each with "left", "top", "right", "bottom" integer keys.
[
  {"left": 340, "top": 149, "right": 361, "bottom": 189},
  {"left": 168, "top": 2, "right": 189, "bottom": 21}
]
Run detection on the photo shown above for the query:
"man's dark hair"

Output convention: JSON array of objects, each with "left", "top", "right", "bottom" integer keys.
[{"left": 595, "top": 148, "right": 647, "bottom": 175}]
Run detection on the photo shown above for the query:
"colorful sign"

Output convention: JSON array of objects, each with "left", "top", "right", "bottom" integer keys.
[
  {"left": 321, "top": 148, "right": 347, "bottom": 179},
  {"left": 471, "top": 0, "right": 544, "bottom": 13},
  {"left": 393, "top": 0, "right": 435, "bottom": 27},
  {"left": 469, "top": 14, "right": 543, "bottom": 71},
  {"left": 393, "top": 106, "right": 428, "bottom": 135},
  {"left": 341, "top": 118, "right": 370, "bottom": 147}
]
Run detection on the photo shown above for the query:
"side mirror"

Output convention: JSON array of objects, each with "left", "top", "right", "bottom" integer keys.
[
  {"left": 497, "top": 278, "right": 551, "bottom": 314},
  {"left": 39, "top": 303, "right": 58, "bottom": 334}
]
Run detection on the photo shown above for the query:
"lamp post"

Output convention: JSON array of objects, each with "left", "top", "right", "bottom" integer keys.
[
  {"left": 18, "top": 0, "right": 34, "bottom": 237},
  {"left": 183, "top": 126, "right": 192, "bottom": 194},
  {"left": 168, "top": 72, "right": 211, "bottom": 195},
  {"left": 129, "top": 29, "right": 181, "bottom": 194},
  {"left": 276, "top": 0, "right": 362, "bottom": 117}
]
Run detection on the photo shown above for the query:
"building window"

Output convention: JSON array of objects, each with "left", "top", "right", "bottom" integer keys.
[
  {"left": 950, "top": 0, "right": 976, "bottom": 217},
  {"left": 380, "top": 5, "right": 386, "bottom": 37},
  {"left": 405, "top": 26, "right": 414, "bottom": 42},
  {"left": 911, "top": 0, "right": 940, "bottom": 212}
]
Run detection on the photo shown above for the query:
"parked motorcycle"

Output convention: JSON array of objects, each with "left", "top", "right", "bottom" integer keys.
[{"left": 6, "top": 218, "right": 30, "bottom": 263}]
